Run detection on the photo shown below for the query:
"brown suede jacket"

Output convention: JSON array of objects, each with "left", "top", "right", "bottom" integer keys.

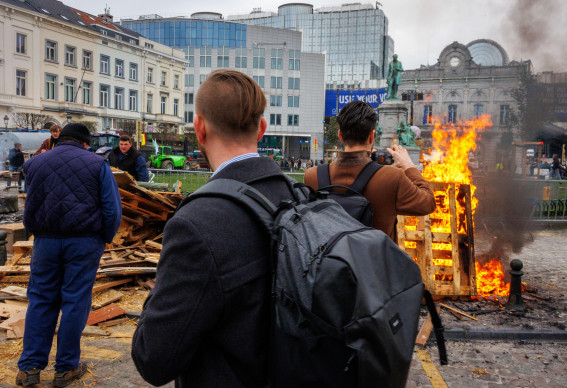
[{"left": 304, "top": 150, "right": 436, "bottom": 241}]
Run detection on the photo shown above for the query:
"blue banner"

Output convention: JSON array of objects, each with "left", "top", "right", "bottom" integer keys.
[{"left": 325, "top": 88, "right": 387, "bottom": 116}]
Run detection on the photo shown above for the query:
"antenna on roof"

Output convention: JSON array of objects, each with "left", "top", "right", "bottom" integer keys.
[{"left": 105, "top": 4, "right": 110, "bottom": 14}]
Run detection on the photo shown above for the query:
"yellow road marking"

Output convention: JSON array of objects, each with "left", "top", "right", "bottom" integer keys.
[{"left": 415, "top": 348, "right": 448, "bottom": 388}]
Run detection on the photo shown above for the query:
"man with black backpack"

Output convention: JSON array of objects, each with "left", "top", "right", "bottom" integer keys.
[
  {"left": 131, "top": 70, "right": 296, "bottom": 387},
  {"left": 304, "top": 101, "right": 436, "bottom": 241}
]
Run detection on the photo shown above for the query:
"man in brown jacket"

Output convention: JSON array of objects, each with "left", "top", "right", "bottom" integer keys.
[{"left": 304, "top": 101, "right": 436, "bottom": 241}]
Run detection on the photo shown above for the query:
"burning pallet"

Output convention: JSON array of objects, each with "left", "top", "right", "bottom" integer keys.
[{"left": 398, "top": 182, "right": 477, "bottom": 298}]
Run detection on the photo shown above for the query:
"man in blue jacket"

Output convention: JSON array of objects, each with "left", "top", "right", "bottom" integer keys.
[{"left": 16, "top": 123, "right": 122, "bottom": 387}]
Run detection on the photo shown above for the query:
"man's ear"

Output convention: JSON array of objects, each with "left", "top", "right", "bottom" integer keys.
[
  {"left": 256, "top": 117, "right": 267, "bottom": 142},
  {"left": 368, "top": 129, "right": 376, "bottom": 145},
  {"left": 194, "top": 114, "right": 206, "bottom": 144},
  {"left": 338, "top": 129, "right": 344, "bottom": 143}
]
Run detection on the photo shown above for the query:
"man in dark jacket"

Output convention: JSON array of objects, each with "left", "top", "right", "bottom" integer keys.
[
  {"left": 16, "top": 123, "right": 122, "bottom": 387},
  {"left": 7, "top": 142, "right": 25, "bottom": 190},
  {"left": 132, "top": 70, "right": 294, "bottom": 387},
  {"left": 108, "top": 135, "right": 149, "bottom": 181}
]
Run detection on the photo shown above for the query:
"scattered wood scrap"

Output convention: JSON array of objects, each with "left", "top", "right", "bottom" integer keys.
[
  {"left": 86, "top": 303, "right": 126, "bottom": 326},
  {"left": 416, "top": 305, "right": 441, "bottom": 346},
  {"left": 439, "top": 303, "right": 479, "bottom": 321}
]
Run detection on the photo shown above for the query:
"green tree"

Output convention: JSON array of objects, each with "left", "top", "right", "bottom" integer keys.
[{"left": 324, "top": 117, "right": 342, "bottom": 150}]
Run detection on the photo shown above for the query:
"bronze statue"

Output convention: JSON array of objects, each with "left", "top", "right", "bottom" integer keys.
[{"left": 386, "top": 54, "right": 404, "bottom": 100}]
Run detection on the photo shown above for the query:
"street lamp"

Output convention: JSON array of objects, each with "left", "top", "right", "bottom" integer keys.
[
  {"left": 66, "top": 113, "right": 72, "bottom": 123},
  {"left": 3, "top": 115, "right": 8, "bottom": 130}
]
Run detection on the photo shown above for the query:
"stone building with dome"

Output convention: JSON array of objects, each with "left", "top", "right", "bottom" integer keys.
[{"left": 399, "top": 39, "right": 532, "bottom": 171}]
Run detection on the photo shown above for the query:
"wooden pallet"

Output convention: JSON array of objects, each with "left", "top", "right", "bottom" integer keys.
[{"left": 397, "top": 182, "right": 476, "bottom": 297}]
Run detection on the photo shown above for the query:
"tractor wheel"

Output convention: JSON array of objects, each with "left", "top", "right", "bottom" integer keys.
[
  {"left": 162, "top": 160, "right": 173, "bottom": 170},
  {"left": 183, "top": 160, "right": 191, "bottom": 170}
]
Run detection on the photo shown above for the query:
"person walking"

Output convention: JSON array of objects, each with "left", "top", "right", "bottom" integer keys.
[
  {"left": 16, "top": 123, "right": 121, "bottom": 387},
  {"left": 7, "top": 142, "right": 25, "bottom": 191}
]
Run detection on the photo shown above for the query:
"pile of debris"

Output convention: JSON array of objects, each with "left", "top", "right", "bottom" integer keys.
[{"left": 0, "top": 170, "right": 185, "bottom": 335}]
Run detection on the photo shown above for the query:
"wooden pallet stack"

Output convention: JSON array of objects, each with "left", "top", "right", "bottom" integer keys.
[{"left": 397, "top": 182, "right": 477, "bottom": 298}]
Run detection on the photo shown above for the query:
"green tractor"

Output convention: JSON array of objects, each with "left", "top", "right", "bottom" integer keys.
[{"left": 149, "top": 145, "right": 190, "bottom": 170}]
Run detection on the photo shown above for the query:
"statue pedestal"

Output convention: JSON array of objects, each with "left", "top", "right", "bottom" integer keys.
[
  {"left": 377, "top": 100, "right": 407, "bottom": 149},
  {"left": 376, "top": 100, "right": 420, "bottom": 165}
]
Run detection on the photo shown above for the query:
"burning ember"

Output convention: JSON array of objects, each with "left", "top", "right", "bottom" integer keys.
[{"left": 405, "top": 115, "right": 511, "bottom": 297}]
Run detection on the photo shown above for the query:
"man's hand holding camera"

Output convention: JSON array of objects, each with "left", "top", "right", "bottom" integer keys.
[{"left": 387, "top": 144, "right": 415, "bottom": 171}]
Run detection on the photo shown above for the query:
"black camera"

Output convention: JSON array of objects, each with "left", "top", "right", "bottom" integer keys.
[{"left": 371, "top": 151, "right": 394, "bottom": 165}]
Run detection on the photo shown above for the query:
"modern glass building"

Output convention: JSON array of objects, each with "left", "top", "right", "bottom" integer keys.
[
  {"left": 227, "top": 3, "right": 394, "bottom": 89},
  {"left": 121, "top": 15, "right": 326, "bottom": 160}
]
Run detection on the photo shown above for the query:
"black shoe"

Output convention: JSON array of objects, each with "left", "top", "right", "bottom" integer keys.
[
  {"left": 15, "top": 369, "right": 40, "bottom": 386},
  {"left": 53, "top": 362, "right": 88, "bottom": 387}
]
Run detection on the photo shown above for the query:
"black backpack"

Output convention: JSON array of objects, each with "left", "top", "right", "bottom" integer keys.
[
  {"left": 188, "top": 175, "right": 446, "bottom": 388},
  {"left": 316, "top": 162, "right": 382, "bottom": 226}
]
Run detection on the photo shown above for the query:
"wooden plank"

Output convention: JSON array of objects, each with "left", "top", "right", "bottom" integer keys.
[
  {"left": 0, "top": 275, "right": 30, "bottom": 283},
  {"left": 439, "top": 303, "right": 479, "bottom": 321},
  {"left": 448, "top": 183, "right": 460, "bottom": 295},
  {"left": 91, "top": 278, "right": 133, "bottom": 293},
  {"left": 97, "top": 317, "right": 130, "bottom": 327},
  {"left": 0, "top": 286, "right": 27, "bottom": 298},
  {"left": 415, "top": 305, "right": 440, "bottom": 346},
  {"left": 92, "top": 289, "right": 124, "bottom": 309},
  {"left": 144, "top": 257, "right": 159, "bottom": 264},
  {"left": 86, "top": 303, "right": 126, "bottom": 326},
  {"left": 0, "top": 266, "right": 30, "bottom": 274},
  {"left": 463, "top": 184, "right": 477, "bottom": 295},
  {"left": 145, "top": 240, "right": 162, "bottom": 250}
]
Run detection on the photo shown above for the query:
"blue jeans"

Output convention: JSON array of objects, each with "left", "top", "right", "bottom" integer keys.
[
  {"left": 18, "top": 236, "right": 104, "bottom": 372},
  {"left": 7, "top": 165, "right": 23, "bottom": 188}
]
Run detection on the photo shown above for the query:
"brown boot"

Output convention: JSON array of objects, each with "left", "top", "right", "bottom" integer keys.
[
  {"left": 15, "top": 369, "right": 40, "bottom": 386},
  {"left": 53, "top": 361, "right": 88, "bottom": 387}
]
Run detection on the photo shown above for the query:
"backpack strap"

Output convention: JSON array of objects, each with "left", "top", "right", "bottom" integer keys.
[
  {"left": 423, "top": 289, "right": 448, "bottom": 365},
  {"left": 350, "top": 162, "right": 382, "bottom": 194},
  {"left": 185, "top": 179, "right": 278, "bottom": 232},
  {"left": 316, "top": 163, "right": 331, "bottom": 188}
]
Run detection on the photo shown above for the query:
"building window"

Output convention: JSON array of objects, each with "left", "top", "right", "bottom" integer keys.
[
  {"left": 185, "top": 47, "right": 195, "bottom": 67},
  {"left": 200, "top": 47, "right": 212, "bottom": 67},
  {"left": 16, "top": 70, "right": 26, "bottom": 96},
  {"left": 448, "top": 105, "right": 457, "bottom": 123},
  {"left": 500, "top": 104, "right": 510, "bottom": 125},
  {"left": 289, "top": 50, "right": 301, "bottom": 70},
  {"left": 217, "top": 55, "right": 229, "bottom": 67},
  {"left": 187, "top": 74, "right": 194, "bottom": 87},
  {"left": 65, "top": 45, "right": 76, "bottom": 66},
  {"left": 288, "top": 77, "right": 300, "bottom": 89},
  {"left": 45, "top": 74, "right": 56, "bottom": 100},
  {"left": 288, "top": 96, "right": 299, "bottom": 107},
  {"left": 200, "top": 74, "right": 207, "bottom": 84},
  {"left": 270, "top": 77, "right": 282, "bottom": 89},
  {"left": 161, "top": 71, "right": 167, "bottom": 86},
  {"left": 16, "top": 33, "right": 26, "bottom": 54},
  {"left": 184, "top": 93, "right": 194, "bottom": 105},
  {"left": 129, "top": 63, "right": 138, "bottom": 80},
  {"left": 235, "top": 47, "right": 247, "bottom": 68},
  {"left": 114, "top": 87, "right": 124, "bottom": 110},
  {"left": 147, "top": 94, "right": 153, "bottom": 113},
  {"left": 174, "top": 98, "right": 179, "bottom": 116},
  {"left": 82, "top": 50, "right": 92, "bottom": 70},
  {"left": 65, "top": 78, "right": 76, "bottom": 102},
  {"left": 253, "top": 76, "right": 265, "bottom": 88},
  {"left": 270, "top": 95, "right": 282, "bottom": 107},
  {"left": 145, "top": 42, "right": 154, "bottom": 49},
  {"left": 287, "top": 114, "right": 300, "bottom": 126},
  {"left": 100, "top": 85, "right": 110, "bottom": 107},
  {"left": 253, "top": 47, "right": 265, "bottom": 69},
  {"left": 147, "top": 67, "right": 153, "bottom": 83},
  {"left": 423, "top": 105, "right": 433, "bottom": 124},
  {"left": 45, "top": 40, "right": 57, "bottom": 62},
  {"left": 100, "top": 55, "right": 110, "bottom": 75},
  {"left": 269, "top": 114, "right": 281, "bottom": 125},
  {"left": 174, "top": 74, "right": 180, "bottom": 89},
  {"left": 474, "top": 104, "right": 483, "bottom": 119},
  {"left": 271, "top": 49, "right": 283, "bottom": 70},
  {"left": 129, "top": 90, "right": 137, "bottom": 111},
  {"left": 184, "top": 111, "right": 194, "bottom": 123},
  {"left": 82, "top": 82, "right": 91, "bottom": 105},
  {"left": 161, "top": 96, "right": 167, "bottom": 114},
  {"left": 115, "top": 59, "right": 124, "bottom": 78}
]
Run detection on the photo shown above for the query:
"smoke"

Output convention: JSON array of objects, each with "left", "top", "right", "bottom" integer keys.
[{"left": 501, "top": 0, "right": 567, "bottom": 71}]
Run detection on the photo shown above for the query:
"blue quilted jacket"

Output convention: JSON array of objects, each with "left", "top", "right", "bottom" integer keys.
[{"left": 23, "top": 142, "right": 106, "bottom": 237}]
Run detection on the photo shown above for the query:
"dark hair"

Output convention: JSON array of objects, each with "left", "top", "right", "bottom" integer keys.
[
  {"left": 196, "top": 69, "right": 266, "bottom": 137},
  {"left": 119, "top": 135, "right": 132, "bottom": 143},
  {"left": 336, "top": 101, "right": 377, "bottom": 145},
  {"left": 58, "top": 136, "right": 83, "bottom": 144}
]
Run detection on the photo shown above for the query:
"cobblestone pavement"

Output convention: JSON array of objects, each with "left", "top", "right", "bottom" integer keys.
[{"left": 0, "top": 228, "right": 565, "bottom": 387}]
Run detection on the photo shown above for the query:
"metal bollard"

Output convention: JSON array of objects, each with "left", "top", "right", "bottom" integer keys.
[
  {"left": 507, "top": 259, "right": 524, "bottom": 311},
  {"left": 0, "top": 230, "right": 7, "bottom": 266}
]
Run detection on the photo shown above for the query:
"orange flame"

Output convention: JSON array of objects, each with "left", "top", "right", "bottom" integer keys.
[{"left": 475, "top": 259, "right": 510, "bottom": 297}]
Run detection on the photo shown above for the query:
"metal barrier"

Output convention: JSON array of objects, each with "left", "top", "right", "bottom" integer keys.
[{"left": 149, "top": 168, "right": 305, "bottom": 196}]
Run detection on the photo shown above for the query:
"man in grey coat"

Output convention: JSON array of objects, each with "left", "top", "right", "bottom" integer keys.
[{"left": 132, "top": 70, "right": 294, "bottom": 387}]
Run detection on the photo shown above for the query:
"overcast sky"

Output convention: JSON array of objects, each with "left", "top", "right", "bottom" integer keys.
[{"left": 61, "top": 0, "right": 566, "bottom": 72}]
